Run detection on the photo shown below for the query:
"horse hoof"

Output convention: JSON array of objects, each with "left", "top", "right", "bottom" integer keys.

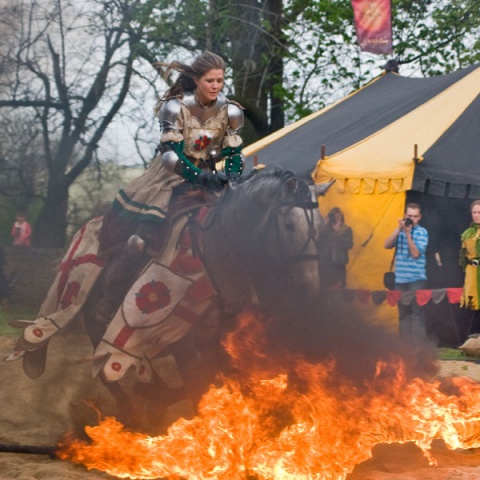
[{"left": 23, "top": 342, "right": 49, "bottom": 379}]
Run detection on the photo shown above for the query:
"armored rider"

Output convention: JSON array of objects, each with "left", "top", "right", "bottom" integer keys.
[{"left": 95, "top": 50, "right": 245, "bottom": 324}]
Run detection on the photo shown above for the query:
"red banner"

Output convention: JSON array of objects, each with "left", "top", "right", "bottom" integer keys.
[{"left": 351, "top": 0, "right": 393, "bottom": 54}]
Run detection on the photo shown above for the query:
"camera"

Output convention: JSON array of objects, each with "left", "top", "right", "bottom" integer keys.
[{"left": 404, "top": 217, "right": 414, "bottom": 227}]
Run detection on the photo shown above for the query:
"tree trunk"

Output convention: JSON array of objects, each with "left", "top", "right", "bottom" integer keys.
[
  {"left": 32, "top": 177, "right": 69, "bottom": 248},
  {"left": 228, "top": 0, "right": 270, "bottom": 143},
  {"left": 265, "top": 0, "right": 285, "bottom": 133}
]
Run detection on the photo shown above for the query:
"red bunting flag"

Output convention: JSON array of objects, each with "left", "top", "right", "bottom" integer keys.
[
  {"left": 416, "top": 289, "right": 432, "bottom": 307},
  {"left": 351, "top": 0, "right": 393, "bottom": 54},
  {"left": 356, "top": 289, "right": 371, "bottom": 304},
  {"left": 328, "top": 287, "right": 464, "bottom": 306},
  {"left": 447, "top": 287, "right": 463, "bottom": 304},
  {"left": 386, "top": 290, "right": 402, "bottom": 306}
]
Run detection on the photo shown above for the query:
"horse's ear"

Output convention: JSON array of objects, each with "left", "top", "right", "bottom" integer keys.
[
  {"left": 314, "top": 179, "right": 336, "bottom": 197},
  {"left": 282, "top": 177, "right": 298, "bottom": 197}
]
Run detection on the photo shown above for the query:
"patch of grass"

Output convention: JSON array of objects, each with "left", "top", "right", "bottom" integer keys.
[
  {"left": 0, "top": 306, "right": 37, "bottom": 336},
  {"left": 438, "top": 347, "right": 479, "bottom": 362}
]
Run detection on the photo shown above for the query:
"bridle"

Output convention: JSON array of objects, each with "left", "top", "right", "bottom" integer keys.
[{"left": 270, "top": 198, "right": 323, "bottom": 265}]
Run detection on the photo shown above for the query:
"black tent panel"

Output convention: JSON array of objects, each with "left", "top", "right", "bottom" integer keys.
[
  {"left": 412, "top": 93, "right": 480, "bottom": 197},
  {"left": 245, "top": 63, "right": 479, "bottom": 175}
]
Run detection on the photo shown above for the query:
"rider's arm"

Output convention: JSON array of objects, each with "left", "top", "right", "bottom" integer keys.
[
  {"left": 157, "top": 98, "right": 203, "bottom": 183},
  {"left": 219, "top": 102, "right": 245, "bottom": 179}
]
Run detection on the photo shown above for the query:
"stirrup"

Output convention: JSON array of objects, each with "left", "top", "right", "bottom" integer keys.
[{"left": 127, "top": 235, "right": 146, "bottom": 255}]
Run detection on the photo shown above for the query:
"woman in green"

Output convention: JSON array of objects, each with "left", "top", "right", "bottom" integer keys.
[{"left": 460, "top": 199, "right": 480, "bottom": 310}]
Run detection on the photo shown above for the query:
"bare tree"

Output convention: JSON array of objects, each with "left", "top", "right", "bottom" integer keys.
[
  {"left": 0, "top": 0, "right": 159, "bottom": 247},
  {"left": 0, "top": 112, "right": 45, "bottom": 207}
]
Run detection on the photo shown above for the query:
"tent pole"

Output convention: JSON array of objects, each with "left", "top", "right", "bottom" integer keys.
[
  {"left": 413, "top": 144, "right": 419, "bottom": 162},
  {"left": 321, "top": 144, "right": 325, "bottom": 160}
]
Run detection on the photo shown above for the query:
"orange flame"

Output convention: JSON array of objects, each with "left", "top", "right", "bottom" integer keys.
[{"left": 58, "top": 313, "right": 480, "bottom": 479}]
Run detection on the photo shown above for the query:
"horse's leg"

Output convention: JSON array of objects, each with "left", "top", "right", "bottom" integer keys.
[
  {"left": 169, "top": 305, "right": 235, "bottom": 413},
  {"left": 168, "top": 331, "right": 206, "bottom": 413},
  {"left": 195, "top": 300, "right": 236, "bottom": 382},
  {"left": 82, "top": 274, "right": 107, "bottom": 348},
  {"left": 82, "top": 265, "right": 150, "bottom": 428},
  {"left": 98, "top": 374, "right": 144, "bottom": 428},
  {"left": 133, "top": 369, "right": 187, "bottom": 432},
  {"left": 136, "top": 327, "right": 227, "bottom": 428}
]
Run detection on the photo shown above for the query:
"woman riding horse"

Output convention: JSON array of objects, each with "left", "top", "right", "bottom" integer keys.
[{"left": 96, "top": 50, "right": 245, "bottom": 325}]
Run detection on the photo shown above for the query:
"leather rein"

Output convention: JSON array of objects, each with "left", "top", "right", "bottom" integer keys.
[{"left": 272, "top": 199, "right": 323, "bottom": 264}]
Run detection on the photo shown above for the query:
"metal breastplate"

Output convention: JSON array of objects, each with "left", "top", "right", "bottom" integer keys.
[
  {"left": 182, "top": 91, "right": 226, "bottom": 124},
  {"left": 181, "top": 92, "right": 229, "bottom": 163}
]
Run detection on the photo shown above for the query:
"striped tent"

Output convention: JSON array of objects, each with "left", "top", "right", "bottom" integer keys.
[{"left": 243, "top": 63, "right": 480, "bottom": 337}]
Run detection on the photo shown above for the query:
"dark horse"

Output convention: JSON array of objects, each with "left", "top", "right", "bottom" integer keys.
[{"left": 9, "top": 168, "right": 333, "bottom": 429}]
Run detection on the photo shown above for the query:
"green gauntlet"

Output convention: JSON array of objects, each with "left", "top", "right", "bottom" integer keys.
[
  {"left": 162, "top": 140, "right": 202, "bottom": 183},
  {"left": 221, "top": 145, "right": 244, "bottom": 177}
]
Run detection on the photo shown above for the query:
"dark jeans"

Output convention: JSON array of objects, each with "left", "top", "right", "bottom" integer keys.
[{"left": 395, "top": 280, "right": 427, "bottom": 340}]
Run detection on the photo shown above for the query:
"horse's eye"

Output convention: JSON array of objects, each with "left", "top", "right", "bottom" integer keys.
[{"left": 285, "top": 221, "right": 295, "bottom": 232}]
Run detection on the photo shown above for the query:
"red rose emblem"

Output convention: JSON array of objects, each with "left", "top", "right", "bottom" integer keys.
[
  {"left": 135, "top": 280, "right": 171, "bottom": 314},
  {"left": 194, "top": 135, "right": 212, "bottom": 151}
]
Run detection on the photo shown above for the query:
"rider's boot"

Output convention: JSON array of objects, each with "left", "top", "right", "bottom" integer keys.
[
  {"left": 94, "top": 235, "right": 148, "bottom": 324},
  {"left": 94, "top": 222, "right": 165, "bottom": 324}
]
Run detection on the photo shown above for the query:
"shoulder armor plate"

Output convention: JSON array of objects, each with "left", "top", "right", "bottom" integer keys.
[
  {"left": 227, "top": 102, "right": 244, "bottom": 133},
  {"left": 216, "top": 92, "right": 227, "bottom": 109},
  {"left": 158, "top": 98, "right": 181, "bottom": 131},
  {"left": 182, "top": 92, "right": 196, "bottom": 109}
]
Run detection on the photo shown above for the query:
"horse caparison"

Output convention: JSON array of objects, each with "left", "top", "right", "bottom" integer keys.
[{"left": 13, "top": 167, "right": 334, "bottom": 431}]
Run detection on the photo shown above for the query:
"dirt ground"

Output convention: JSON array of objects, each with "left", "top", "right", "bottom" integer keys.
[{"left": 1, "top": 334, "right": 480, "bottom": 480}]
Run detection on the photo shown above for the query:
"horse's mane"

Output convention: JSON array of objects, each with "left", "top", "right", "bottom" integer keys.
[
  {"left": 221, "top": 167, "right": 314, "bottom": 213},
  {"left": 237, "top": 166, "right": 299, "bottom": 189}
]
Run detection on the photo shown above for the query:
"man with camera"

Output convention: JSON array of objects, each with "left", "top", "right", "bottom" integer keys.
[{"left": 384, "top": 203, "right": 429, "bottom": 340}]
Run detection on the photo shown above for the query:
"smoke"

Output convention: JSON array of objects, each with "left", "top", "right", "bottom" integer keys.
[{"left": 224, "top": 296, "right": 439, "bottom": 388}]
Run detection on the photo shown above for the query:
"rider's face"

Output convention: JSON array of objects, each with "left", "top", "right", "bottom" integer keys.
[{"left": 194, "top": 69, "right": 224, "bottom": 105}]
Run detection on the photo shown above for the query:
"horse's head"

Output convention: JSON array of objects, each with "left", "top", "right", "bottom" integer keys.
[
  {"left": 216, "top": 168, "right": 334, "bottom": 306},
  {"left": 260, "top": 171, "right": 334, "bottom": 301}
]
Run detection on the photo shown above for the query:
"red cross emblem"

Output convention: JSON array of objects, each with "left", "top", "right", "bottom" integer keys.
[{"left": 57, "top": 221, "right": 106, "bottom": 308}]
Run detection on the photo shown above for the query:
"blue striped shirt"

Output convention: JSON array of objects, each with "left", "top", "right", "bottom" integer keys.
[{"left": 394, "top": 226, "right": 428, "bottom": 284}]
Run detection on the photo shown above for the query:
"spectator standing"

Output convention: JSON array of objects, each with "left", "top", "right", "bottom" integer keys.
[
  {"left": 459, "top": 200, "right": 480, "bottom": 332},
  {"left": 384, "top": 203, "right": 429, "bottom": 340},
  {"left": 320, "top": 207, "right": 353, "bottom": 290},
  {"left": 11, "top": 213, "right": 32, "bottom": 247}
]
